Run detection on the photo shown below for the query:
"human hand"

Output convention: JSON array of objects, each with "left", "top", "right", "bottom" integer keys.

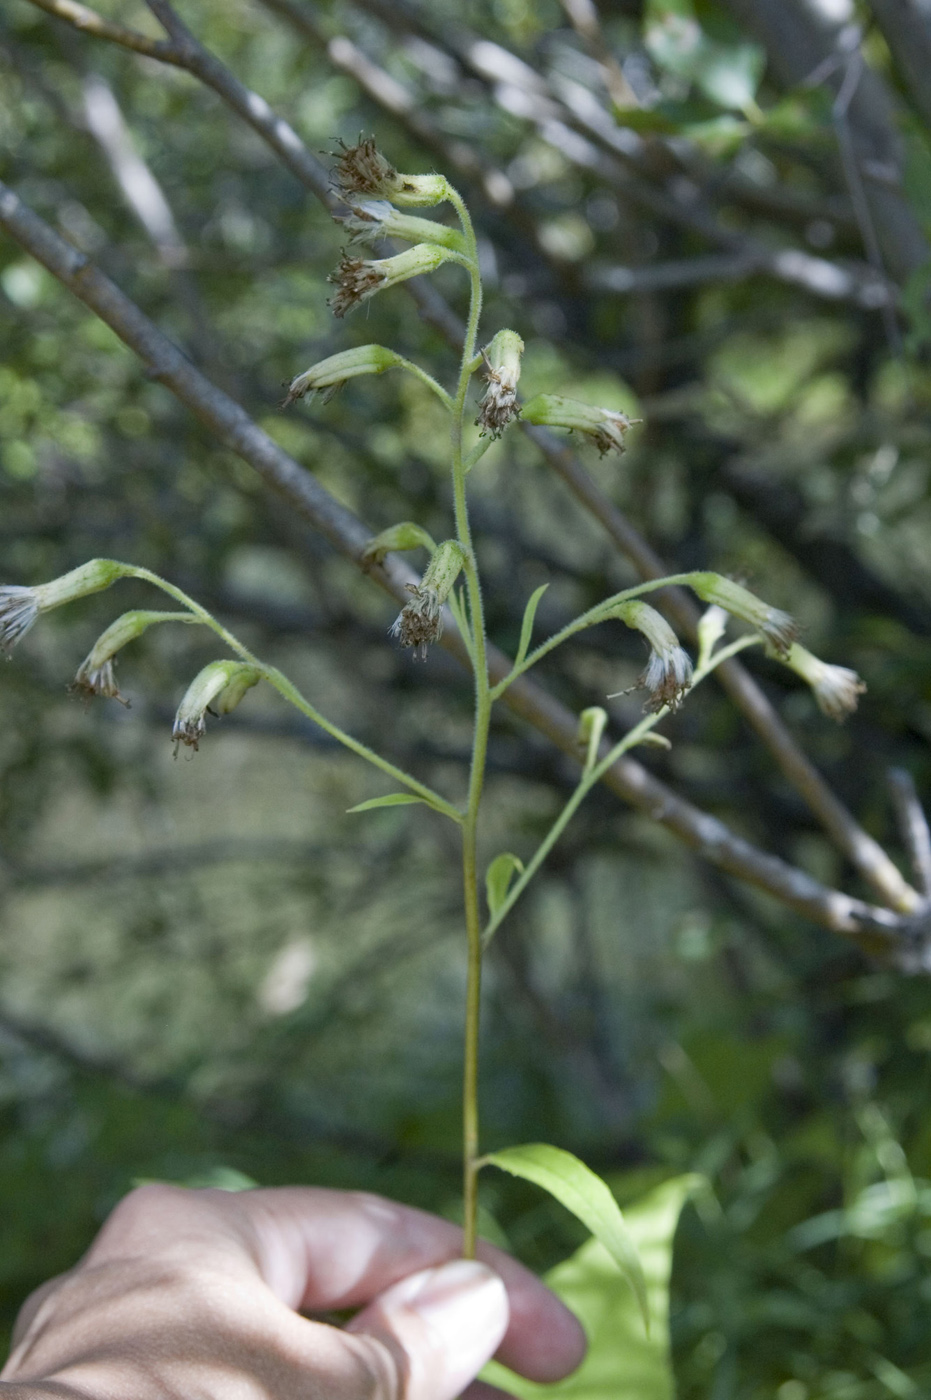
[{"left": 0, "top": 1183, "right": 587, "bottom": 1400}]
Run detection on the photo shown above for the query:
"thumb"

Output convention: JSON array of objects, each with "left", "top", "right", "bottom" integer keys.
[{"left": 345, "top": 1259, "right": 509, "bottom": 1400}]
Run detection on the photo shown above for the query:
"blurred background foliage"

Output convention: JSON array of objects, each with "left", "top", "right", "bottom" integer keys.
[{"left": 2, "top": 0, "right": 931, "bottom": 1395}]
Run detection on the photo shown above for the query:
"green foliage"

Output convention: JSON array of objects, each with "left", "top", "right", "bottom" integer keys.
[
  {"left": 482, "top": 1143, "right": 649, "bottom": 1329},
  {"left": 485, "top": 853, "right": 525, "bottom": 917},
  {"left": 484, "top": 1174, "right": 700, "bottom": 1399}
]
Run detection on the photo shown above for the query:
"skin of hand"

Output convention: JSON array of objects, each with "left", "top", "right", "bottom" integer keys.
[{"left": 0, "top": 1183, "right": 587, "bottom": 1400}]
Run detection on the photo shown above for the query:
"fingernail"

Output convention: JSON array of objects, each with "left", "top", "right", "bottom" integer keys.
[{"left": 396, "top": 1261, "right": 508, "bottom": 1371}]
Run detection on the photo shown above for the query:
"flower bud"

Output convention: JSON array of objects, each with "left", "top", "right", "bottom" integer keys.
[
  {"left": 390, "top": 539, "right": 466, "bottom": 660},
  {"left": 1, "top": 559, "right": 127, "bottom": 655},
  {"left": 361, "top": 522, "right": 438, "bottom": 566},
  {"left": 690, "top": 574, "right": 798, "bottom": 657},
  {"left": 782, "top": 643, "right": 866, "bottom": 721},
  {"left": 521, "top": 394, "right": 641, "bottom": 455},
  {"left": 336, "top": 200, "right": 466, "bottom": 253},
  {"left": 577, "top": 706, "right": 608, "bottom": 768},
  {"left": 607, "top": 600, "right": 693, "bottom": 712},
  {"left": 329, "top": 244, "right": 456, "bottom": 319},
  {"left": 172, "top": 660, "right": 261, "bottom": 754},
  {"left": 696, "top": 604, "right": 728, "bottom": 666},
  {"left": 285, "top": 344, "right": 402, "bottom": 406},
  {"left": 73, "top": 609, "right": 191, "bottom": 704},
  {"left": 476, "top": 329, "right": 524, "bottom": 439},
  {"left": 331, "top": 138, "right": 449, "bottom": 207}
]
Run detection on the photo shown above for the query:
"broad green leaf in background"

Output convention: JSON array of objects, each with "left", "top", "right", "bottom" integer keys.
[
  {"left": 515, "top": 583, "right": 549, "bottom": 667},
  {"left": 482, "top": 1174, "right": 702, "bottom": 1400},
  {"left": 481, "top": 1144, "right": 650, "bottom": 1330},
  {"left": 485, "top": 853, "right": 525, "bottom": 917},
  {"left": 135, "top": 1167, "right": 259, "bottom": 1191},
  {"left": 644, "top": 1, "right": 764, "bottom": 115}
]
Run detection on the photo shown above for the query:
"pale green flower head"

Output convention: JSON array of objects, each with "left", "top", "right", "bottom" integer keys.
[
  {"left": 390, "top": 540, "right": 466, "bottom": 660},
  {"left": 783, "top": 643, "right": 866, "bottom": 721},
  {"left": 331, "top": 138, "right": 449, "bottom": 208},
  {"left": 522, "top": 394, "right": 640, "bottom": 455},
  {"left": 285, "top": 345, "right": 401, "bottom": 406},
  {"left": 477, "top": 329, "right": 524, "bottom": 439},
  {"left": 691, "top": 574, "right": 798, "bottom": 657},
  {"left": 607, "top": 600, "right": 693, "bottom": 712},
  {"left": 329, "top": 244, "right": 456, "bottom": 318},
  {"left": 73, "top": 610, "right": 193, "bottom": 705},
  {"left": 336, "top": 200, "right": 466, "bottom": 254},
  {"left": 172, "top": 660, "right": 261, "bottom": 754},
  {"left": 1, "top": 559, "right": 128, "bottom": 655}
]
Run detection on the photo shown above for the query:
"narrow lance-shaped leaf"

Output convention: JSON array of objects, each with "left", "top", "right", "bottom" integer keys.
[
  {"left": 347, "top": 793, "right": 435, "bottom": 814},
  {"left": 515, "top": 584, "right": 549, "bottom": 668},
  {"left": 481, "top": 1143, "right": 650, "bottom": 1332},
  {"left": 485, "top": 853, "right": 524, "bottom": 918}
]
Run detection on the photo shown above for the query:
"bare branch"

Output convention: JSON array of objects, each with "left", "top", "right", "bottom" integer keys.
[
  {"left": 722, "top": 0, "right": 927, "bottom": 283},
  {"left": 24, "top": 0, "right": 181, "bottom": 65},
  {"left": 869, "top": 0, "right": 931, "bottom": 131},
  {"left": 888, "top": 768, "right": 931, "bottom": 898},
  {"left": 0, "top": 176, "right": 914, "bottom": 949},
  {"left": 81, "top": 72, "right": 187, "bottom": 267}
]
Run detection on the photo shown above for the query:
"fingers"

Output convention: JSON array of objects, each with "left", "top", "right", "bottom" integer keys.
[
  {"left": 345, "top": 1260, "right": 509, "bottom": 1400},
  {"left": 87, "top": 1184, "right": 586, "bottom": 1385},
  {"left": 241, "top": 1187, "right": 586, "bottom": 1382}
]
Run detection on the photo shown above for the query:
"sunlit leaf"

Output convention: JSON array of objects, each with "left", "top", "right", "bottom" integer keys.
[
  {"left": 481, "top": 1144, "right": 649, "bottom": 1330},
  {"left": 482, "top": 1174, "right": 701, "bottom": 1399}
]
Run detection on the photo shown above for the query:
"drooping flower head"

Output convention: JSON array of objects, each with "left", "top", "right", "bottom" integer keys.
[
  {"left": 284, "top": 344, "right": 401, "bottom": 407},
  {"left": 690, "top": 573, "right": 798, "bottom": 658},
  {"left": 1, "top": 559, "right": 128, "bottom": 656},
  {"left": 330, "top": 138, "right": 449, "bottom": 208},
  {"left": 335, "top": 200, "right": 466, "bottom": 254},
  {"left": 172, "top": 660, "right": 261, "bottom": 754},
  {"left": 607, "top": 600, "right": 693, "bottom": 712},
  {"left": 0, "top": 587, "right": 39, "bottom": 655},
  {"left": 390, "top": 539, "right": 465, "bottom": 661},
  {"left": 328, "top": 243, "right": 454, "bottom": 318},
  {"left": 521, "top": 394, "right": 641, "bottom": 456},
  {"left": 783, "top": 643, "right": 866, "bottom": 721},
  {"left": 476, "top": 329, "right": 524, "bottom": 439},
  {"left": 72, "top": 609, "right": 193, "bottom": 706}
]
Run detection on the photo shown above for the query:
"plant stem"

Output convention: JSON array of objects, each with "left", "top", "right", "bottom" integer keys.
[
  {"left": 482, "top": 634, "right": 761, "bottom": 944},
  {"left": 447, "top": 182, "right": 488, "bottom": 1258}
]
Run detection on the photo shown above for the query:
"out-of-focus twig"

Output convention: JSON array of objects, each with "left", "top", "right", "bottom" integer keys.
[{"left": 888, "top": 769, "right": 931, "bottom": 898}]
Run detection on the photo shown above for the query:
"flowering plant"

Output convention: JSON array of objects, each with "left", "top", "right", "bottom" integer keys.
[{"left": 0, "top": 142, "right": 868, "bottom": 1347}]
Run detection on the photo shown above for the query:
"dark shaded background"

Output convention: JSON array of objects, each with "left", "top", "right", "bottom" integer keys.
[{"left": 2, "top": 0, "right": 931, "bottom": 1394}]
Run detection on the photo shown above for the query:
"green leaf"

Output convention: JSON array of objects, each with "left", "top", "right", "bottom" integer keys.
[
  {"left": 515, "top": 584, "right": 549, "bottom": 667},
  {"left": 347, "top": 793, "right": 432, "bottom": 813},
  {"left": 481, "top": 1174, "right": 701, "bottom": 1399},
  {"left": 481, "top": 1144, "right": 650, "bottom": 1331},
  {"left": 644, "top": 3, "right": 764, "bottom": 114},
  {"left": 485, "top": 852, "right": 524, "bottom": 917}
]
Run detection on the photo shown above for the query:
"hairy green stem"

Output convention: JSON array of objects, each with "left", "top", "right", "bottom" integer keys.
[{"left": 447, "top": 180, "right": 489, "bottom": 1259}]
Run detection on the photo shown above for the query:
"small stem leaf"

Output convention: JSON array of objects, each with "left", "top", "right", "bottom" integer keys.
[
  {"left": 515, "top": 584, "right": 549, "bottom": 668},
  {"left": 481, "top": 1143, "right": 650, "bottom": 1333},
  {"left": 485, "top": 852, "right": 524, "bottom": 917},
  {"left": 347, "top": 792, "right": 460, "bottom": 821}
]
